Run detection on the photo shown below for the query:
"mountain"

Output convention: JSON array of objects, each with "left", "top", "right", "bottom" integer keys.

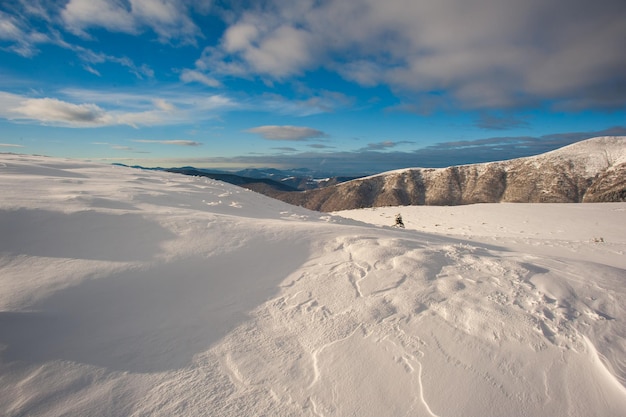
[
  {"left": 154, "top": 167, "right": 360, "bottom": 194},
  {"left": 1, "top": 154, "right": 625, "bottom": 416},
  {"left": 274, "top": 136, "right": 626, "bottom": 211},
  {"left": 232, "top": 167, "right": 361, "bottom": 190},
  {"left": 111, "top": 164, "right": 362, "bottom": 194},
  {"left": 164, "top": 167, "right": 298, "bottom": 192}
]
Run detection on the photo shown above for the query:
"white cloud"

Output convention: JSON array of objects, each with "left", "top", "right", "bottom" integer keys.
[
  {"left": 13, "top": 97, "right": 110, "bottom": 126},
  {"left": 1, "top": 7, "right": 155, "bottom": 79},
  {"left": 258, "top": 90, "right": 353, "bottom": 117},
  {"left": 76, "top": 48, "right": 155, "bottom": 79},
  {"left": 336, "top": 61, "right": 385, "bottom": 87},
  {"left": 180, "top": 69, "right": 221, "bottom": 87},
  {"left": 223, "top": 23, "right": 259, "bottom": 52},
  {"left": 111, "top": 145, "right": 134, "bottom": 151},
  {"left": 246, "top": 125, "right": 328, "bottom": 141},
  {"left": 0, "top": 90, "right": 236, "bottom": 128},
  {"left": 244, "top": 25, "right": 314, "bottom": 77},
  {"left": 82, "top": 65, "right": 101, "bottom": 76},
  {"left": 61, "top": 0, "right": 202, "bottom": 43},
  {"left": 0, "top": 10, "right": 51, "bottom": 57},
  {"left": 130, "top": 0, "right": 201, "bottom": 43},
  {"left": 133, "top": 139, "right": 203, "bottom": 146},
  {"left": 60, "top": 89, "right": 235, "bottom": 113},
  {"left": 153, "top": 98, "right": 176, "bottom": 112},
  {"left": 61, "top": 0, "right": 137, "bottom": 35},
  {"left": 0, "top": 143, "right": 24, "bottom": 148},
  {"left": 0, "top": 11, "right": 22, "bottom": 40},
  {"left": 198, "top": 22, "right": 315, "bottom": 79},
  {"left": 0, "top": 91, "right": 113, "bottom": 127}
]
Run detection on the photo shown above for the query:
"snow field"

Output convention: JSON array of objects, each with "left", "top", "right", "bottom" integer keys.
[{"left": 1, "top": 153, "right": 625, "bottom": 416}]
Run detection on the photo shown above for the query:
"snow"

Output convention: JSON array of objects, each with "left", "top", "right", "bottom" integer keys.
[
  {"left": 1, "top": 153, "right": 625, "bottom": 417},
  {"left": 537, "top": 136, "right": 626, "bottom": 175}
]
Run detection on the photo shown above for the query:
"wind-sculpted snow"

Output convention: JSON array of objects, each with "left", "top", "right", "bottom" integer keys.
[{"left": 1, "top": 154, "right": 625, "bottom": 416}]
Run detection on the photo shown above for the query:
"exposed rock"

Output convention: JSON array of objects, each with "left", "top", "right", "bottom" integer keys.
[{"left": 583, "top": 162, "right": 626, "bottom": 202}]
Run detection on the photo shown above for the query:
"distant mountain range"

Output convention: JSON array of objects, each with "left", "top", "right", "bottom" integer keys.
[
  {"left": 121, "top": 136, "right": 625, "bottom": 212},
  {"left": 112, "top": 165, "right": 363, "bottom": 194}
]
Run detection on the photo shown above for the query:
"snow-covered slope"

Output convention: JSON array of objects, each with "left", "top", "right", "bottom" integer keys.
[{"left": 1, "top": 154, "right": 625, "bottom": 416}]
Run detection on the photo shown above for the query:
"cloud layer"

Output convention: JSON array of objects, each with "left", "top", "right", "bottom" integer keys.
[
  {"left": 192, "top": 0, "right": 626, "bottom": 110},
  {"left": 3, "top": 0, "right": 625, "bottom": 112},
  {"left": 246, "top": 125, "right": 328, "bottom": 141}
]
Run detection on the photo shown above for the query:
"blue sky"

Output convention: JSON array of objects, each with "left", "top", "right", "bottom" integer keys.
[{"left": 1, "top": 0, "right": 625, "bottom": 175}]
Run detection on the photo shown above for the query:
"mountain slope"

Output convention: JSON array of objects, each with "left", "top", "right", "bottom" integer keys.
[
  {"left": 277, "top": 136, "right": 626, "bottom": 211},
  {"left": 160, "top": 167, "right": 360, "bottom": 193},
  {"left": 1, "top": 154, "right": 625, "bottom": 416},
  {"left": 164, "top": 166, "right": 299, "bottom": 192}
]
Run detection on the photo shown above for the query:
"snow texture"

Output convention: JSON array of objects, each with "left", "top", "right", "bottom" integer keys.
[{"left": 1, "top": 153, "right": 625, "bottom": 416}]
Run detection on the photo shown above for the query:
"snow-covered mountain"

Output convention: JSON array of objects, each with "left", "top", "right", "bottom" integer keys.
[
  {"left": 278, "top": 136, "right": 626, "bottom": 211},
  {"left": 1, "top": 153, "right": 625, "bottom": 416}
]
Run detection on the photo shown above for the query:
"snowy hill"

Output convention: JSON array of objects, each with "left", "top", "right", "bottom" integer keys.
[
  {"left": 1, "top": 153, "right": 625, "bottom": 416},
  {"left": 278, "top": 136, "right": 626, "bottom": 211}
]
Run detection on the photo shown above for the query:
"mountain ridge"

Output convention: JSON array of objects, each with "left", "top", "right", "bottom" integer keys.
[{"left": 272, "top": 136, "right": 626, "bottom": 211}]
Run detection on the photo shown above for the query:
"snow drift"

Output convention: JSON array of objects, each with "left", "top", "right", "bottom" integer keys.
[{"left": 1, "top": 153, "right": 625, "bottom": 416}]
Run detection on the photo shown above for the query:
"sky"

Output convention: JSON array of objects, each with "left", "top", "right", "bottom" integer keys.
[{"left": 0, "top": 0, "right": 625, "bottom": 176}]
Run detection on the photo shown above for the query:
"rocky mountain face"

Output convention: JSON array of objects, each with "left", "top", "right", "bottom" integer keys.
[{"left": 274, "top": 136, "right": 626, "bottom": 211}]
